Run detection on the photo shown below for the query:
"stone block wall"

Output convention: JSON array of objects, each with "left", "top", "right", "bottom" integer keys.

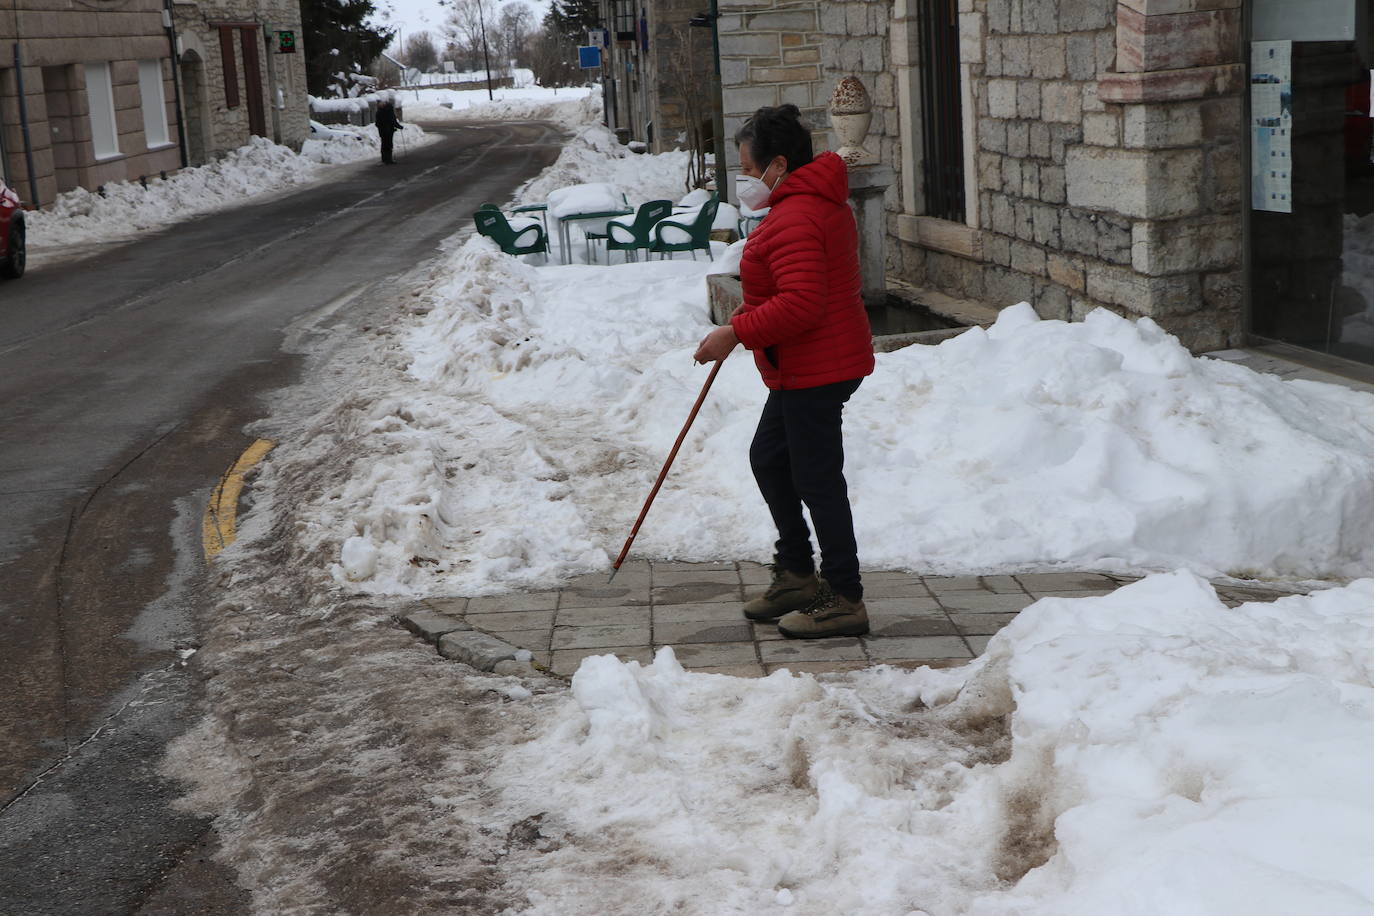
[
  {"left": 717, "top": 0, "right": 903, "bottom": 205},
  {"left": 888, "top": 0, "right": 1246, "bottom": 351},
  {"left": 647, "top": 0, "right": 715, "bottom": 155},
  {"left": 717, "top": 0, "right": 832, "bottom": 170},
  {"left": 717, "top": 0, "right": 1250, "bottom": 351}
]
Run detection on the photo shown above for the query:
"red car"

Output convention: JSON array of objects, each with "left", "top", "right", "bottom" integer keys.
[{"left": 1, "top": 177, "right": 25, "bottom": 279}]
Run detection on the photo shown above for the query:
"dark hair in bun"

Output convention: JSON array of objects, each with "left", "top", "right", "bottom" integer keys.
[{"left": 735, "top": 104, "right": 813, "bottom": 173}]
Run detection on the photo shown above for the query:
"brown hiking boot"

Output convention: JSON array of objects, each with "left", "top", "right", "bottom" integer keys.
[
  {"left": 742, "top": 565, "right": 821, "bottom": 621},
  {"left": 777, "top": 583, "right": 869, "bottom": 639}
]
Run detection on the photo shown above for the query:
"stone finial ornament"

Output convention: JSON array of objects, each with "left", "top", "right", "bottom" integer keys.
[{"left": 829, "top": 76, "right": 876, "bottom": 165}]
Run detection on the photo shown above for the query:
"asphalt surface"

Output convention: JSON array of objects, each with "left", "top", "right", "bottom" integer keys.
[{"left": 0, "top": 120, "right": 563, "bottom": 913}]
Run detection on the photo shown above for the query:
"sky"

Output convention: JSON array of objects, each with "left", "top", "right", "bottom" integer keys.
[{"left": 372, "top": 0, "right": 553, "bottom": 54}]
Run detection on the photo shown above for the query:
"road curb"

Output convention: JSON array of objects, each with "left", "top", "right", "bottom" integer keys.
[{"left": 396, "top": 602, "right": 554, "bottom": 680}]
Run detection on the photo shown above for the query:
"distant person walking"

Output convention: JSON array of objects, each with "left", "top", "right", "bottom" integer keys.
[{"left": 376, "top": 96, "right": 402, "bottom": 165}]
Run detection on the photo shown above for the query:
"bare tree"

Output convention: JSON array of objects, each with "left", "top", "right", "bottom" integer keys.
[
  {"left": 527, "top": 26, "right": 574, "bottom": 87},
  {"left": 497, "top": 3, "right": 534, "bottom": 68},
  {"left": 401, "top": 30, "right": 439, "bottom": 72},
  {"left": 444, "top": 0, "right": 507, "bottom": 76}
]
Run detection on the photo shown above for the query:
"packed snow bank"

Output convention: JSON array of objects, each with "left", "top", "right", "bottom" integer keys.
[
  {"left": 27, "top": 129, "right": 423, "bottom": 250},
  {"left": 402, "top": 85, "right": 598, "bottom": 130},
  {"left": 315, "top": 240, "right": 1374, "bottom": 593},
  {"left": 490, "top": 573, "right": 1374, "bottom": 914},
  {"left": 27, "top": 137, "right": 312, "bottom": 248}
]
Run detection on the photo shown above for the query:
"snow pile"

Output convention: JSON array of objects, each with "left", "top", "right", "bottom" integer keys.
[
  {"left": 509, "top": 118, "right": 694, "bottom": 225},
  {"left": 317, "top": 251, "right": 1374, "bottom": 593},
  {"left": 28, "top": 122, "right": 431, "bottom": 249},
  {"left": 324, "top": 243, "right": 707, "bottom": 591},
  {"left": 848, "top": 304, "right": 1374, "bottom": 579},
  {"left": 401, "top": 67, "right": 539, "bottom": 87},
  {"left": 402, "top": 85, "right": 599, "bottom": 130},
  {"left": 309, "top": 94, "right": 376, "bottom": 114},
  {"left": 25, "top": 137, "right": 318, "bottom": 248},
  {"left": 491, "top": 573, "right": 1374, "bottom": 914}
]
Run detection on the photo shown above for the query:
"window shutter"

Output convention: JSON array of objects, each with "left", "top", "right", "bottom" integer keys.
[{"left": 219, "top": 26, "right": 240, "bottom": 108}]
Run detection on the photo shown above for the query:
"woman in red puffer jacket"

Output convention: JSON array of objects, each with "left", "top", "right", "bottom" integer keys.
[{"left": 694, "top": 104, "right": 874, "bottom": 641}]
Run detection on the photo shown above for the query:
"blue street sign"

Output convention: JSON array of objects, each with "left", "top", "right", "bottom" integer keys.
[{"left": 578, "top": 46, "right": 601, "bottom": 69}]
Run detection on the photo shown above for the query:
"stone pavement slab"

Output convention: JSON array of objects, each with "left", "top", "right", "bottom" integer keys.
[
  {"left": 669, "top": 642, "right": 760, "bottom": 668},
  {"left": 1016, "top": 572, "right": 1120, "bottom": 592},
  {"left": 405, "top": 561, "right": 1304, "bottom": 680},
  {"left": 467, "top": 610, "right": 554, "bottom": 631},
  {"left": 551, "top": 646, "right": 653, "bottom": 677},
  {"left": 553, "top": 623, "right": 650, "bottom": 650},
  {"left": 556, "top": 605, "right": 650, "bottom": 627},
  {"left": 653, "top": 620, "right": 753, "bottom": 645},
  {"left": 398, "top": 606, "right": 472, "bottom": 644}
]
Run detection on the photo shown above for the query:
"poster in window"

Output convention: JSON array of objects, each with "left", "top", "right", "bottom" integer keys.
[{"left": 1251, "top": 40, "right": 1293, "bottom": 213}]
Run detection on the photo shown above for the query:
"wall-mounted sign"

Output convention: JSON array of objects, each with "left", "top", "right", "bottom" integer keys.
[
  {"left": 1251, "top": 41, "right": 1293, "bottom": 213},
  {"left": 1252, "top": 0, "right": 1357, "bottom": 42},
  {"left": 276, "top": 30, "right": 296, "bottom": 53},
  {"left": 577, "top": 46, "right": 601, "bottom": 69}
]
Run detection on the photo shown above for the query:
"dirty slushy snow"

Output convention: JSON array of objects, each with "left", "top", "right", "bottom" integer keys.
[{"left": 491, "top": 572, "right": 1374, "bottom": 915}]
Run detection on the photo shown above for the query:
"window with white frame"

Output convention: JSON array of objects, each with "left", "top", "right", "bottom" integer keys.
[
  {"left": 84, "top": 62, "right": 120, "bottom": 159},
  {"left": 138, "top": 59, "right": 171, "bottom": 148}
]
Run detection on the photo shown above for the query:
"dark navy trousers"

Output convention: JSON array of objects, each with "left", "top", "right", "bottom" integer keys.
[{"left": 749, "top": 377, "right": 863, "bottom": 601}]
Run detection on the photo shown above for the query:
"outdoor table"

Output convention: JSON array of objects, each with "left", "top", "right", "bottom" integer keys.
[
  {"left": 555, "top": 208, "right": 632, "bottom": 265},
  {"left": 547, "top": 183, "right": 630, "bottom": 265}
]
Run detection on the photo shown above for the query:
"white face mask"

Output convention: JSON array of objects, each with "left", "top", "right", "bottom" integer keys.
[{"left": 736, "top": 163, "right": 782, "bottom": 211}]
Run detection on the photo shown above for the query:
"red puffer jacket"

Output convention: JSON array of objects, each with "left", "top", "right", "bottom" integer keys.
[{"left": 730, "top": 151, "right": 874, "bottom": 390}]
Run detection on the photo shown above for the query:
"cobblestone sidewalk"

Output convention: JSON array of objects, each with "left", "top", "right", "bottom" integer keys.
[{"left": 402, "top": 561, "right": 1298, "bottom": 678}]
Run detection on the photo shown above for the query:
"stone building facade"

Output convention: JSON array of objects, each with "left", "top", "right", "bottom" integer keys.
[
  {"left": 644, "top": 0, "right": 715, "bottom": 156},
  {"left": 717, "top": 0, "right": 1254, "bottom": 353},
  {"left": 597, "top": 0, "right": 723, "bottom": 190},
  {"left": 172, "top": 0, "right": 309, "bottom": 166},
  {"left": 0, "top": 0, "right": 182, "bottom": 207}
]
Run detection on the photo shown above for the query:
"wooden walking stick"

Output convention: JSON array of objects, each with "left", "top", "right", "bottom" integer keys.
[{"left": 609, "top": 357, "right": 726, "bottom": 582}]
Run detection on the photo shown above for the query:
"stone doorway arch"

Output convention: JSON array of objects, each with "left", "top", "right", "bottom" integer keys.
[{"left": 180, "top": 49, "right": 211, "bottom": 166}]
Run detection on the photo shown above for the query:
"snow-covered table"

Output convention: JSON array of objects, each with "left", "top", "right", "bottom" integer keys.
[{"left": 546, "top": 183, "right": 631, "bottom": 265}]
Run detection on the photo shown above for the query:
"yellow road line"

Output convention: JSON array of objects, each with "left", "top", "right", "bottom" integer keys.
[{"left": 202, "top": 438, "right": 275, "bottom": 560}]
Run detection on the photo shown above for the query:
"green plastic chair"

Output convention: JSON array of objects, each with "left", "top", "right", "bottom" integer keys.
[
  {"left": 649, "top": 194, "right": 719, "bottom": 260},
  {"left": 474, "top": 208, "right": 548, "bottom": 258},
  {"left": 600, "top": 199, "right": 673, "bottom": 264}
]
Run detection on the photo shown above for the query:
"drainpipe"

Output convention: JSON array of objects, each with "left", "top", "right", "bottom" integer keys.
[
  {"left": 162, "top": 0, "right": 189, "bottom": 167},
  {"left": 689, "top": 1, "right": 728, "bottom": 199},
  {"left": 709, "top": 0, "right": 725, "bottom": 200},
  {"left": 260, "top": 19, "right": 283, "bottom": 144},
  {"left": 12, "top": 43, "right": 39, "bottom": 206},
  {"left": 0, "top": 68, "right": 9, "bottom": 185}
]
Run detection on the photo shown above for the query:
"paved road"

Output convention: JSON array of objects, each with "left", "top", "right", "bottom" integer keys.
[{"left": 0, "top": 120, "right": 562, "bottom": 913}]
